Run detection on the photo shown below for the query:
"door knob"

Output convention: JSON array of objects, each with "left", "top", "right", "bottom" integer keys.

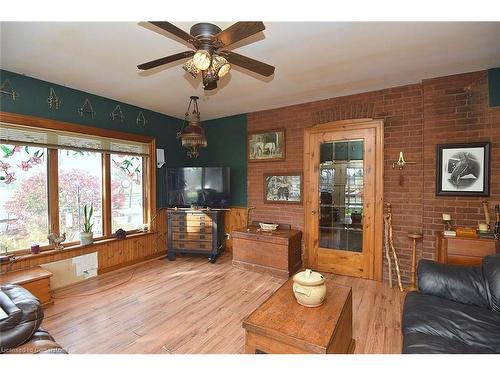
[{"left": 311, "top": 210, "right": 317, "bottom": 215}]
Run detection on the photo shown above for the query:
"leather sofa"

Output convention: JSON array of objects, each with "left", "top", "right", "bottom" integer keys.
[
  {"left": 0, "top": 284, "right": 66, "bottom": 354},
  {"left": 402, "top": 254, "right": 500, "bottom": 354}
]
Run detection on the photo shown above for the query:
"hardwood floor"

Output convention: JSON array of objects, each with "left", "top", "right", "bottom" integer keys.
[{"left": 43, "top": 253, "right": 405, "bottom": 354}]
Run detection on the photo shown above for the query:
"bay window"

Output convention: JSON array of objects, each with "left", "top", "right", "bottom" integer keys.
[{"left": 0, "top": 116, "right": 154, "bottom": 254}]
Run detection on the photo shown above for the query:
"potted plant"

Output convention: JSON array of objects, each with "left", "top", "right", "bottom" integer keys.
[
  {"left": 351, "top": 210, "right": 363, "bottom": 224},
  {"left": 79, "top": 203, "right": 94, "bottom": 246}
]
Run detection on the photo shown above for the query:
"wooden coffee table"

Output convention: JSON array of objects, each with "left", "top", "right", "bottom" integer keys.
[{"left": 242, "top": 278, "right": 354, "bottom": 354}]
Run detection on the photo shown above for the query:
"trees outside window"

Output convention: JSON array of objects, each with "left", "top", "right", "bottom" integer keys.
[
  {"left": 111, "top": 154, "right": 144, "bottom": 232},
  {"left": 58, "top": 150, "right": 103, "bottom": 242},
  {"left": 0, "top": 144, "right": 48, "bottom": 253}
]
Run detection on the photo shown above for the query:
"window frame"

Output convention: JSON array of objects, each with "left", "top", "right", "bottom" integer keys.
[{"left": 0, "top": 111, "right": 156, "bottom": 254}]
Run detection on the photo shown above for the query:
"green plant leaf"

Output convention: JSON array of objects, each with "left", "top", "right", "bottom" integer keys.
[{"left": 1, "top": 145, "right": 12, "bottom": 157}]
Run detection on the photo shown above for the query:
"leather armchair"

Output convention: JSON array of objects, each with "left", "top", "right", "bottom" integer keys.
[
  {"left": 0, "top": 284, "right": 66, "bottom": 354},
  {"left": 402, "top": 254, "right": 500, "bottom": 354}
]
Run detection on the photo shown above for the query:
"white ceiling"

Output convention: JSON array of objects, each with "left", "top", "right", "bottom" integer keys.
[{"left": 1, "top": 22, "right": 500, "bottom": 120}]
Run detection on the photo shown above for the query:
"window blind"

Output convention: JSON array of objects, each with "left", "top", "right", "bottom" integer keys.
[{"left": 0, "top": 122, "right": 150, "bottom": 156}]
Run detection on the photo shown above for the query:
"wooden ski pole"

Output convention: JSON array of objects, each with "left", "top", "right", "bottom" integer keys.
[{"left": 387, "top": 203, "right": 404, "bottom": 292}]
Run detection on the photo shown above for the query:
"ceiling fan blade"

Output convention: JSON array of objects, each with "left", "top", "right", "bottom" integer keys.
[
  {"left": 148, "top": 21, "right": 199, "bottom": 47},
  {"left": 212, "top": 22, "right": 265, "bottom": 47},
  {"left": 221, "top": 51, "right": 275, "bottom": 77},
  {"left": 137, "top": 51, "right": 195, "bottom": 70}
]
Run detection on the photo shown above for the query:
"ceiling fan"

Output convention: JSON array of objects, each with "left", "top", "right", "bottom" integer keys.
[{"left": 137, "top": 21, "right": 275, "bottom": 90}]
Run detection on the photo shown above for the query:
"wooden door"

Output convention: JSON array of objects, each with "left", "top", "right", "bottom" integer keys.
[{"left": 304, "top": 120, "right": 383, "bottom": 280}]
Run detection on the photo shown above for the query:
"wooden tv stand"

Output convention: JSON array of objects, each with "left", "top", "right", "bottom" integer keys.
[{"left": 231, "top": 226, "right": 302, "bottom": 278}]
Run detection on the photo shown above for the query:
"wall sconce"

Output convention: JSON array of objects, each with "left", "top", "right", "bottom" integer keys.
[
  {"left": 392, "top": 151, "right": 416, "bottom": 170},
  {"left": 156, "top": 149, "right": 165, "bottom": 168}
]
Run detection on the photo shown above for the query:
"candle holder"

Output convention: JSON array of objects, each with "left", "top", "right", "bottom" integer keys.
[
  {"left": 443, "top": 219, "right": 453, "bottom": 232},
  {"left": 442, "top": 214, "right": 456, "bottom": 237}
]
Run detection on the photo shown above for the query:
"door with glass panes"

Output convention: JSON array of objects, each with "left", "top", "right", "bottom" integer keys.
[{"left": 304, "top": 120, "right": 383, "bottom": 280}]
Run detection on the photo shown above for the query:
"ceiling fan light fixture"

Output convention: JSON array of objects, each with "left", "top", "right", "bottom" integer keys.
[
  {"left": 218, "top": 62, "right": 231, "bottom": 78},
  {"left": 202, "top": 68, "right": 219, "bottom": 90},
  {"left": 182, "top": 58, "right": 200, "bottom": 78},
  {"left": 203, "top": 81, "right": 217, "bottom": 91},
  {"left": 138, "top": 22, "right": 275, "bottom": 90},
  {"left": 192, "top": 49, "right": 212, "bottom": 70},
  {"left": 211, "top": 55, "right": 231, "bottom": 78}
]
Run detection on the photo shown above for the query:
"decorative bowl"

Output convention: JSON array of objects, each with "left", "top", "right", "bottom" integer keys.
[
  {"left": 292, "top": 269, "right": 326, "bottom": 307},
  {"left": 259, "top": 222, "right": 279, "bottom": 231}
]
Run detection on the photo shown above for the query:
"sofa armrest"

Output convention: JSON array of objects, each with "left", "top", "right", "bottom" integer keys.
[
  {"left": 417, "top": 259, "right": 489, "bottom": 308},
  {"left": 0, "top": 290, "right": 22, "bottom": 330}
]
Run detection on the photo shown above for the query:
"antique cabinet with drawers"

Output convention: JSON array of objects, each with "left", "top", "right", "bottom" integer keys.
[
  {"left": 435, "top": 232, "right": 499, "bottom": 266},
  {"left": 167, "top": 209, "right": 226, "bottom": 263}
]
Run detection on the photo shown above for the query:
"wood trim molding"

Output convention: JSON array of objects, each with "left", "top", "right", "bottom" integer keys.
[
  {"left": 0, "top": 231, "right": 162, "bottom": 274},
  {"left": 0, "top": 111, "right": 155, "bottom": 144},
  {"left": 48, "top": 149, "right": 59, "bottom": 235},
  {"left": 102, "top": 154, "right": 112, "bottom": 236},
  {"left": 148, "top": 138, "right": 157, "bottom": 228}
]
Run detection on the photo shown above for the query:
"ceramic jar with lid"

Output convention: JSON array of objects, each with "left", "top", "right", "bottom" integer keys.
[{"left": 292, "top": 269, "right": 326, "bottom": 307}]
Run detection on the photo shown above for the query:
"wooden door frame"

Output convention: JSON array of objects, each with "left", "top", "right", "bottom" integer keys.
[{"left": 303, "top": 119, "right": 384, "bottom": 281}]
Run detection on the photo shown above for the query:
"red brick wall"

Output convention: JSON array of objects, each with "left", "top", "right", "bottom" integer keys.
[
  {"left": 422, "top": 71, "right": 500, "bottom": 261},
  {"left": 247, "top": 69, "right": 499, "bottom": 283}
]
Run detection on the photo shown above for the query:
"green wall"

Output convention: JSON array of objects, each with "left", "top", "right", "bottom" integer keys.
[
  {"left": 181, "top": 114, "right": 248, "bottom": 207},
  {"left": 489, "top": 68, "right": 500, "bottom": 107},
  {"left": 0, "top": 69, "right": 187, "bottom": 207},
  {"left": 0, "top": 69, "right": 248, "bottom": 207}
]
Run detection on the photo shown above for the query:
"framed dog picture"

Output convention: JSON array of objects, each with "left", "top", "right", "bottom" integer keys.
[
  {"left": 436, "top": 142, "right": 490, "bottom": 196},
  {"left": 264, "top": 172, "right": 302, "bottom": 204},
  {"left": 248, "top": 128, "right": 285, "bottom": 162}
]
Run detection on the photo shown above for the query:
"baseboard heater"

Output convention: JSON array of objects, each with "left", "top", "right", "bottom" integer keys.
[{"left": 41, "top": 252, "right": 98, "bottom": 290}]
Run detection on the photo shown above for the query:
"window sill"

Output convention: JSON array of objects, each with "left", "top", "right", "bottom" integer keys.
[{"left": 8, "top": 231, "right": 158, "bottom": 263}]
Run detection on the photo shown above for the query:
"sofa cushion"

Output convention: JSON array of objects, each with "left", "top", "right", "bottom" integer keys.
[
  {"left": 483, "top": 254, "right": 500, "bottom": 313},
  {"left": 403, "top": 332, "right": 495, "bottom": 354},
  {"left": 418, "top": 259, "right": 489, "bottom": 308},
  {"left": 403, "top": 292, "right": 500, "bottom": 353}
]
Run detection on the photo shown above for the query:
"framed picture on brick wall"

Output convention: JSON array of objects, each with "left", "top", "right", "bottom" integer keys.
[
  {"left": 264, "top": 172, "right": 302, "bottom": 204},
  {"left": 248, "top": 128, "right": 285, "bottom": 162},
  {"left": 436, "top": 142, "right": 490, "bottom": 196}
]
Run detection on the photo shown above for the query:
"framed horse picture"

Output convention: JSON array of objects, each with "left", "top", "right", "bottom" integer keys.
[
  {"left": 248, "top": 128, "right": 285, "bottom": 162},
  {"left": 436, "top": 142, "right": 490, "bottom": 196},
  {"left": 264, "top": 172, "right": 302, "bottom": 204}
]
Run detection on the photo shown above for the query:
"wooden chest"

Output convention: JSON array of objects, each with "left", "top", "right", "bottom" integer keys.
[
  {"left": 243, "top": 278, "right": 354, "bottom": 354},
  {"left": 167, "top": 209, "right": 225, "bottom": 262},
  {"left": 0, "top": 266, "right": 53, "bottom": 306},
  {"left": 232, "top": 226, "right": 302, "bottom": 278},
  {"left": 436, "top": 232, "right": 500, "bottom": 266}
]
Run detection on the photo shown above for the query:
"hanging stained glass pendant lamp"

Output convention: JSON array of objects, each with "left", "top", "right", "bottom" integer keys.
[{"left": 177, "top": 96, "right": 207, "bottom": 158}]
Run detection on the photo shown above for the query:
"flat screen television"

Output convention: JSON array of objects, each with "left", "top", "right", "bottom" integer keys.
[{"left": 166, "top": 167, "right": 230, "bottom": 208}]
